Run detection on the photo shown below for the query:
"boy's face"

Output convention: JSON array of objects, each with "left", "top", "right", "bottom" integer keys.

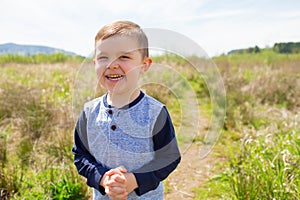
[{"left": 94, "top": 35, "right": 151, "bottom": 96}]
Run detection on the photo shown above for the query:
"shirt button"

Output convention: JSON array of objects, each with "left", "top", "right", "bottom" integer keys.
[
  {"left": 111, "top": 125, "right": 116, "bottom": 131},
  {"left": 108, "top": 110, "right": 113, "bottom": 114}
]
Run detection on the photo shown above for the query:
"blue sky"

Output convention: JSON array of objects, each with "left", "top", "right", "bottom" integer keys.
[{"left": 1, "top": 0, "right": 300, "bottom": 57}]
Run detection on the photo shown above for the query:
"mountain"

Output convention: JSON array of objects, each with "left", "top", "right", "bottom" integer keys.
[{"left": 0, "top": 43, "right": 77, "bottom": 56}]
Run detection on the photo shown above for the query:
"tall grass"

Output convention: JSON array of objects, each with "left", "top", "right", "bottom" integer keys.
[
  {"left": 194, "top": 50, "right": 300, "bottom": 199},
  {"left": 0, "top": 60, "right": 88, "bottom": 199},
  {"left": 215, "top": 51, "right": 300, "bottom": 130},
  {"left": 228, "top": 111, "right": 300, "bottom": 199},
  {"left": 0, "top": 53, "right": 84, "bottom": 64},
  {"left": 1, "top": 51, "right": 299, "bottom": 199}
]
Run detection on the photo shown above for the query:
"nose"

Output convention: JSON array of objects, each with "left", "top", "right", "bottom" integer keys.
[{"left": 107, "top": 60, "right": 120, "bottom": 69}]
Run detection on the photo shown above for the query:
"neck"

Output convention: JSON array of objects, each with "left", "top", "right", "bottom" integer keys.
[{"left": 107, "top": 89, "right": 141, "bottom": 108}]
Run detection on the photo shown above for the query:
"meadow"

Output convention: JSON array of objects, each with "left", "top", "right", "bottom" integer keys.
[{"left": 0, "top": 50, "right": 299, "bottom": 199}]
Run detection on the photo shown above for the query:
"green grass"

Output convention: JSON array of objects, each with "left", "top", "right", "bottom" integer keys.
[
  {"left": 0, "top": 53, "right": 84, "bottom": 64},
  {"left": 0, "top": 61, "right": 88, "bottom": 199},
  {"left": 1, "top": 51, "right": 300, "bottom": 199},
  {"left": 193, "top": 50, "right": 300, "bottom": 199},
  {"left": 192, "top": 174, "right": 232, "bottom": 200},
  {"left": 226, "top": 123, "right": 300, "bottom": 199}
]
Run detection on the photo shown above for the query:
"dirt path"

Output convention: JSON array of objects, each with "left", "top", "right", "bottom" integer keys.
[
  {"left": 164, "top": 143, "right": 223, "bottom": 200},
  {"left": 164, "top": 109, "right": 226, "bottom": 200}
]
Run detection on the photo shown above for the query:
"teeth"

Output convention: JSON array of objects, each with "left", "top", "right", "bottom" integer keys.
[
  {"left": 106, "top": 74, "right": 124, "bottom": 80},
  {"left": 108, "top": 75, "right": 122, "bottom": 78}
]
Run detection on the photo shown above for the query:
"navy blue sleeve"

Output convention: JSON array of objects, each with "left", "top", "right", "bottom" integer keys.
[
  {"left": 133, "top": 106, "right": 181, "bottom": 196},
  {"left": 72, "top": 110, "right": 109, "bottom": 195}
]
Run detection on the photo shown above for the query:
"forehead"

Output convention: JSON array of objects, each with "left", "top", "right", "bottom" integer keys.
[{"left": 95, "top": 35, "right": 140, "bottom": 54}]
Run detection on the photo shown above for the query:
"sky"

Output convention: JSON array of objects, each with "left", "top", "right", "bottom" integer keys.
[{"left": 1, "top": 0, "right": 300, "bottom": 57}]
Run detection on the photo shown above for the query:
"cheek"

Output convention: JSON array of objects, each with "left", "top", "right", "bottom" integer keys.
[
  {"left": 122, "top": 63, "right": 142, "bottom": 74},
  {"left": 95, "top": 65, "right": 104, "bottom": 77}
]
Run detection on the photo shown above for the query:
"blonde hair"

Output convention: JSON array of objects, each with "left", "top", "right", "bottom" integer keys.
[{"left": 95, "top": 21, "right": 149, "bottom": 58}]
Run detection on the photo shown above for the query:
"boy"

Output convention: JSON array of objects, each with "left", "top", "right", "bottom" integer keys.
[{"left": 72, "top": 21, "right": 181, "bottom": 200}]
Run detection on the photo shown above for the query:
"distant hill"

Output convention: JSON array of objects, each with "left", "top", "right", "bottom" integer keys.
[{"left": 0, "top": 43, "right": 77, "bottom": 56}]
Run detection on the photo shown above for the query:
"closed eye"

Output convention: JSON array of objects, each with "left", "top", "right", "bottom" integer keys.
[
  {"left": 120, "top": 55, "right": 131, "bottom": 60},
  {"left": 97, "top": 56, "right": 108, "bottom": 61}
]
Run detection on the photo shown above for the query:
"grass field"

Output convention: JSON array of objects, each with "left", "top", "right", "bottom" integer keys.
[{"left": 0, "top": 50, "right": 299, "bottom": 199}]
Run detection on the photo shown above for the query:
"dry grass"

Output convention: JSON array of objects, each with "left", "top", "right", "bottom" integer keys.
[
  {"left": 0, "top": 62, "right": 88, "bottom": 199},
  {"left": 193, "top": 51, "right": 300, "bottom": 199},
  {"left": 1, "top": 51, "right": 300, "bottom": 199}
]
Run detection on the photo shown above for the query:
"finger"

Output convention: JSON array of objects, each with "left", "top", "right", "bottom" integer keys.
[
  {"left": 110, "top": 174, "right": 126, "bottom": 184},
  {"left": 110, "top": 186, "right": 127, "bottom": 193},
  {"left": 106, "top": 169, "right": 122, "bottom": 176},
  {"left": 106, "top": 166, "right": 127, "bottom": 176},
  {"left": 106, "top": 186, "right": 128, "bottom": 199},
  {"left": 106, "top": 177, "right": 126, "bottom": 187},
  {"left": 117, "top": 166, "right": 127, "bottom": 173}
]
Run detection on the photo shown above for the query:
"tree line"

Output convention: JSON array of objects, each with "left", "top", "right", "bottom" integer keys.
[
  {"left": 273, "top": 42, "right": 300, "bottom": 53},
  {"left": 229, "top": 42, "right": 300, "bottom": 54}
]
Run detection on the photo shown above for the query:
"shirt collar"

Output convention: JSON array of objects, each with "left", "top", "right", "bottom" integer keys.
[{"left": 103, "top": 91, "right": 145, "bottom": 109}]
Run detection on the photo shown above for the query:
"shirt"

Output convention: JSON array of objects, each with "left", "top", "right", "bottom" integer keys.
[{"left": 72, "top": 91, "right": 181, "bottom": 199}]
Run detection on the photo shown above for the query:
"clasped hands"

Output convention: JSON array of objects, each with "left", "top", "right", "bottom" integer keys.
[{"left": 100, "top": 166, "right": 138, "bottom": 200}]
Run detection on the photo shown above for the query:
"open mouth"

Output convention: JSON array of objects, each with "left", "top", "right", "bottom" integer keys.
[{"left": 105, "top": 74, "right": 125, "bottom": 81}]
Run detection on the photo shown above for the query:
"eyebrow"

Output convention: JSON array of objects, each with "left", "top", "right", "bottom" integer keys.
[
  {"left": 119, "top": 50, "right": 136, "bottom": 55},
  {"left": 95, "top": 49, "right": 138, "bottom": 56}
]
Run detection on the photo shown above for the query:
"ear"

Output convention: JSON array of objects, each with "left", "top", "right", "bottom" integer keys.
[
  {"left": 93, "top": 59, "right": 96, "bottom": 65},
  {"left": 140, "top": 57, "right": 152, "bottom": 74}
]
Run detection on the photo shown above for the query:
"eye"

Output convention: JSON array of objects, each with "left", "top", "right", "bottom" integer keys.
[
  {"left": 97, "top": 56, "right": 108, "bottom": 61},
  {"left": 119, "top": 55, "right": 130, "bottom": 60}
]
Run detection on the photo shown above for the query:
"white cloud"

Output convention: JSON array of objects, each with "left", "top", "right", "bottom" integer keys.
[
  {"left": 277, "top": 11, "right": 300, "bottom": 19},
  {"left": 1, "top": 0, "right": 300, "bottom": 56},
  {"left": 201, "top": 9, "right": 252, "bottom": 19}
]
